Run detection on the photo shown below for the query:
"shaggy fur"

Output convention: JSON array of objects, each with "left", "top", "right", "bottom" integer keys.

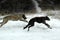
[
  {"left": 23, "top": 16, "right": 52, "bottom": 31},
  {"left": 0, "top": 14, "right": 28, "bottom": 27}
]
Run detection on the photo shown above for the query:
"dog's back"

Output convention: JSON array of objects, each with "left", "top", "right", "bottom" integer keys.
[
  {"left": 29, "top": 16, "right": 50, "bottom": 23},
  {"left": 3, "top": 14, "right": 24, "bottom": 21}
]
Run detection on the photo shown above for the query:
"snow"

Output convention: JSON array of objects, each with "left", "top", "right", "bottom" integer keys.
[{"left": 0, "top": 13, "right": 60, "bottom": 40}]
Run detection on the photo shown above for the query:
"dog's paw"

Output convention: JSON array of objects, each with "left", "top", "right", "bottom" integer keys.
[{"left": 23, "top": 27, "right": 26, "bottom": 29}]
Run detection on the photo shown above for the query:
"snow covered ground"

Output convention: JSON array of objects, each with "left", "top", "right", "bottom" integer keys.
[{"left": 0, "top": 13, "right": 60, "bottom": 40}]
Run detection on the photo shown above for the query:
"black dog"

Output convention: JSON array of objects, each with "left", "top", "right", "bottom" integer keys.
[{"left": 23, "top": 16, "right": 52, "bottom": 31}]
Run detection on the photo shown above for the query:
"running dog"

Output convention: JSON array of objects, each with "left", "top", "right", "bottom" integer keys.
[
  {"left": 23, "top": 16, "right": 52, "bottom": 31},
  {"left": 0, "top": 14, "right": 28, "bottom": 27}
]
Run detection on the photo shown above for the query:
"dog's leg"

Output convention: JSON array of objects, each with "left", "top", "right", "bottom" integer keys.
[
  {"left": 23, "top": 24, "right": 30, "bottom": 29},
  {"left": 20, "top": 19, "right": 28, "bottom": 22},
  {"left": 43, "top": 22, "right": 52, "bottom": 29},
  {"left": 28, "top": 25, "right": 31, "bottom": 31},
  {"left": 28, "top": 24, "right": 34, "bottom": 31},
  {"left": 0, "top": 19, "right": 8, "bottom": 27},
  {"left": 22, "top": 20, "right": 28, "bottom": 22},
  {"left": 23, "top": 24, "right": 34, "bottom": 31}
]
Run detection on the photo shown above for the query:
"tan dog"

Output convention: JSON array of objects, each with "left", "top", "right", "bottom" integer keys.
[{"left": 0, "top": 14, "right": 28, "bottom": 27}]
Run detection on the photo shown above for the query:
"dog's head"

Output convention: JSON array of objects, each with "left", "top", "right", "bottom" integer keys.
[
  {"left": 22, "top": 14, "right": 27, "bottom": 19},
  {"left": 45, "top": 16, "right": 50, "bottom": 21}
]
